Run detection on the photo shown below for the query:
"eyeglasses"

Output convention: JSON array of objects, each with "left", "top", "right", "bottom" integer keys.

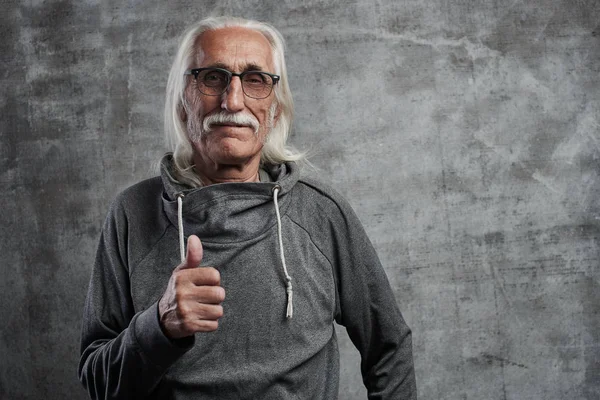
[{"left": 184, "top": 67, "right": 280, "bottom": 99}]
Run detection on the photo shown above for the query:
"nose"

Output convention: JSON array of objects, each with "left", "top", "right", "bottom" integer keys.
[{"left": 221, "top": 76, "right": 245, "bottom": 113}]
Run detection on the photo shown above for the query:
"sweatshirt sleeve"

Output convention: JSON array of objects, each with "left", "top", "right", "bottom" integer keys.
[
  {"left": 78, "top": 198, "right": 194, "bottom": 400},
  {"left": 328, "top": 197, "right": 417, "bottom": 399}
]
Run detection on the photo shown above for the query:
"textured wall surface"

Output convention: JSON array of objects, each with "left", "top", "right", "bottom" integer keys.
[{"left": 1, "top": 1, "right": 599, "bottom": 399}]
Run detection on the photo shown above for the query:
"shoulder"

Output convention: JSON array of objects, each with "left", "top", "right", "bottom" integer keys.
[
  {"left": 295, "top": 177, "right": 355, "bottom": 212},
  {"left": 113, "top": 177, "right": 163, "bottom": 208},
  {"left": 101, "top": 176, "right": 170, "bottom": 267},
  {"left": 108, "top": 177, "right": 163, "bottom": 215},
  {"left": 287, "top": 177, "right": 376, "bottom": 274},
  {"left": 106, "top": 176, "right": 165, "bottom": 229},
  {"left": 288, "top": 177, "right": 363, "bottom": 231}
]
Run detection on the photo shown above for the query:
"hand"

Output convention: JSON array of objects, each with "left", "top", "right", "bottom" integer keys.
[{"left": 158, "top": 235, "right": 225, "bottom": 339}]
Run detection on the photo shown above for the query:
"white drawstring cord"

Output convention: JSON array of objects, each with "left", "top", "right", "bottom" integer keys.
[
  {"left": 273, "top": 186, "right": 293, "bottom": 318},
  {"left": 177, "top": 193, "right": 185, "bottom": 263}
]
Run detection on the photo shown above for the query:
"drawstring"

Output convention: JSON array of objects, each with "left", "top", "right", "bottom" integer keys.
[
  {"left": 273, "top": 185, "right": 293, "bottom": 318},
  {"left": 177, "top": 193, "right": 185, "bottom": 262}
]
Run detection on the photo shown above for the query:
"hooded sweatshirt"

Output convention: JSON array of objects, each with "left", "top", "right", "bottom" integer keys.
[{"left": 79, "top": 155, "right": 416, "bottom": 400}]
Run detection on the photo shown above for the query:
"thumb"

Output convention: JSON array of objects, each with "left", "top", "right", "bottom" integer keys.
[{"left": 180, "top": 235, "right": 203, "bottom": 269}]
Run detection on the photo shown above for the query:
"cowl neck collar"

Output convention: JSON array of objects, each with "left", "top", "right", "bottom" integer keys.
[{"left": 159, "top": 154, "right": 299, "bottom": 244}]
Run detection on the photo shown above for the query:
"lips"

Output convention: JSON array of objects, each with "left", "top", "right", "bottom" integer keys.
[
  {"left": 211, "top": 123, "right": 253, "bottom": 130},
  {"left": 214, "top": 123, "right": 249, "bottom": 127}
]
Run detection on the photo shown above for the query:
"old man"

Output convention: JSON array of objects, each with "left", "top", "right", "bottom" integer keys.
[{"left": 79, "top": 16, "right": 416, "bottom": 399}]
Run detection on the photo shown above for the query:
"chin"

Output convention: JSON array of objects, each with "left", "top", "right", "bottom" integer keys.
[{"left": 211, "top": 142, "right": 263, "bottom": 164}]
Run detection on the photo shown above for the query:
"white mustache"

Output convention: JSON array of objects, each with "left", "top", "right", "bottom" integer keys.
[{"left": 203, "top": 112, "right": 260, "bottom": 135}]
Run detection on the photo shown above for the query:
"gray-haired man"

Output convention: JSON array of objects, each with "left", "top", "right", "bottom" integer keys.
[{"left": 79, "top": 16, "right": 416, "bottom": 400}]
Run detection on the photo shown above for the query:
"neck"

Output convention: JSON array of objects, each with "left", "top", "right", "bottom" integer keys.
[{"left": 193, "top": 155, "right": 261, "bottom": 186}]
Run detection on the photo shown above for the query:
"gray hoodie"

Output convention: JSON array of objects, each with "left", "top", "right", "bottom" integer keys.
[{"left": 79, "top": 155, "right": 416, "bottom": 399}]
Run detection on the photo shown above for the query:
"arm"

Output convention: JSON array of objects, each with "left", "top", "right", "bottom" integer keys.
[
  {"left": 331, "top": 202, "right": 417, "bottom": 399},
  {"left": 78, "top": 200, "right": 193, "bottom": 400}
]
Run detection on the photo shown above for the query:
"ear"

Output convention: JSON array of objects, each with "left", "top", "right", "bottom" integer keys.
[
  {"left": 179, "top": 104, "right": 187, "bottom": 123},
  {"left": 272, "top": 103, "right": 282, "bottom": 125}
]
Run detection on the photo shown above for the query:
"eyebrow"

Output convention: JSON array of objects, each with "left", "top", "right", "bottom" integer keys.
[{"left": 208, "top": 62, "right": 265, "bottom": 72}]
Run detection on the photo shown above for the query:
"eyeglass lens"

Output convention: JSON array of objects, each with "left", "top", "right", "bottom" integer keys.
[{"left": 196, "top": 69, "right": 274, "bottom": 99}]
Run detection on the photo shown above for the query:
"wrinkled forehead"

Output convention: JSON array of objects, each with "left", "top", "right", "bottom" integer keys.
[{"left": 192, "top": 26, "right": 275, "bottom": 72}]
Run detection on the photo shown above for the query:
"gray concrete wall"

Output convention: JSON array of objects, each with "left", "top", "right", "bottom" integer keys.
[{"left": 1, "top": 1, "right": 599, "bottom": 399}]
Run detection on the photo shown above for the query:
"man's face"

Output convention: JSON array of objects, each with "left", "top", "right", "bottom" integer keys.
[{"left": 183, "top": 27, "right": 279, "bottom": 168}]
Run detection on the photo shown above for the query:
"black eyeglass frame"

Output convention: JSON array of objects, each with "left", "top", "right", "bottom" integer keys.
[{"left": 184, "top": 67, "right": 280, "bottom": 99}]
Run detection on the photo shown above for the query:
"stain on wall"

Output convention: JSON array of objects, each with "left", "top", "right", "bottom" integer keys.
[{"left": 1, "top": 1, "right": 599, "bottom": 399}]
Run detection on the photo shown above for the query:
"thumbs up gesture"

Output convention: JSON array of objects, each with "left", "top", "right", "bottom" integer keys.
[{"left": 158, "top": 235, "right": 225, "bottom": 339}]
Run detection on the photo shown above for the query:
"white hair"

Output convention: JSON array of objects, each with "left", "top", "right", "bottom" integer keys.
[{"left": 164, "top": 16, "right": 305, "bottom": 187}]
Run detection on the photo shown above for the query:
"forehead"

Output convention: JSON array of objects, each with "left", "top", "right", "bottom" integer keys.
[{"left": 193, "top": 27, "right": 275, "bottom": 71}]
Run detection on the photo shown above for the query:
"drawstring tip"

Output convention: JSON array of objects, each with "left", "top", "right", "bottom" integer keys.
[
  {"left": 285, "top": 285, "right": 293, "bottom": 319},
  {"left": 177, "top": 194, "right": 185, "bottom": 263}
]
